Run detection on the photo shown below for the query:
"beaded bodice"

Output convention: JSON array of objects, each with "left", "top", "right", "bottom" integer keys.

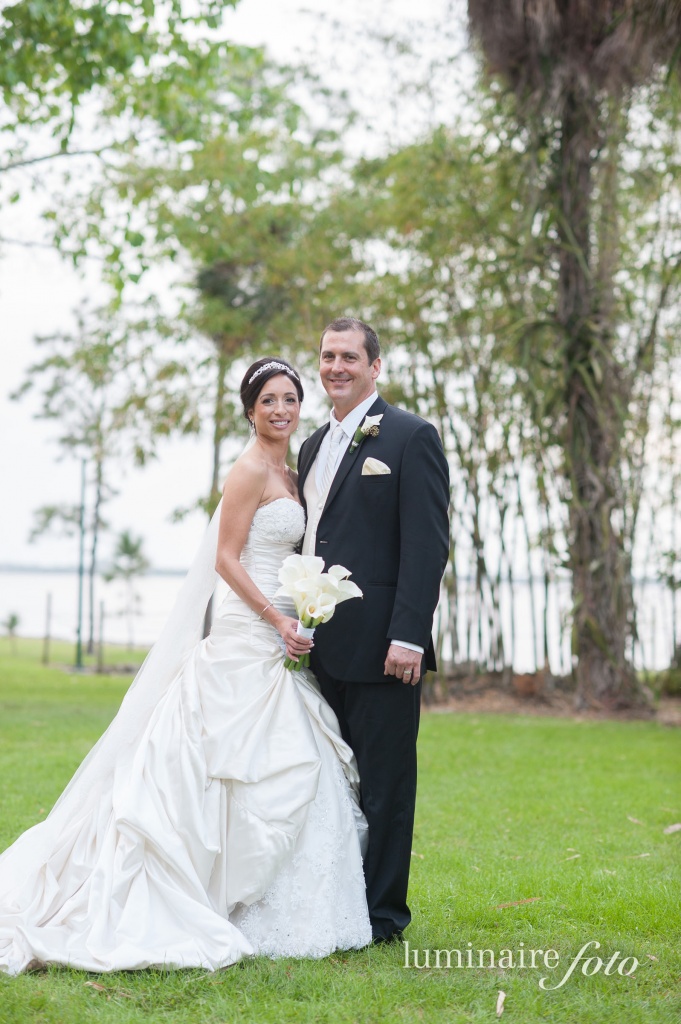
[{"left": 239, "top": 498, "right": 306, "bottom": 602}]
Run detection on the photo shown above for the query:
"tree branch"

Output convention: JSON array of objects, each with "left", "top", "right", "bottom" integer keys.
[
  {"left": 0, "top": 235, "right": 54, "bottom": 250},
  {"left": 1, "top": 145, "right": 114, "bottom": 173}
]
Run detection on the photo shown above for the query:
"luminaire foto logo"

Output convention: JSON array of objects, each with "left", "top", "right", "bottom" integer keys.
[{"left": 402, "top": 940, "right": 639, "bottom": 990}]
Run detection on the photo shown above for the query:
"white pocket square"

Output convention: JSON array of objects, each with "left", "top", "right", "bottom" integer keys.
[{"left": 362, "top": 457, "right": 391, "bottom": 476}]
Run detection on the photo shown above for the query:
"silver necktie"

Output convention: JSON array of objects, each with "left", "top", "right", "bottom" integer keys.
[{"left": 320, "top": 423, "right": 345, "bottom": 496}]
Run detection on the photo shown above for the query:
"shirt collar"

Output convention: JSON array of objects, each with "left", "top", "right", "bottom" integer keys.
[{"left": 329, "top": 391, "right": 379, "bottom": 440}]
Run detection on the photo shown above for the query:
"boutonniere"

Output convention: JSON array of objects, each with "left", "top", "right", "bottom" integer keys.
[{"left": 348, "top": 414, "right": 383, "bottom": 455}]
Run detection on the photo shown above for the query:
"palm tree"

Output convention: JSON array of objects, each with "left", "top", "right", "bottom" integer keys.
[{"left": 467, "top": 1, "right": 681, "bottom": 709}]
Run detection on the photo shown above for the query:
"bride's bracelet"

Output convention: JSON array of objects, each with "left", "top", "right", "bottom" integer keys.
[{"left": 259, "top": 602, "right": 274, "bottom": 619}]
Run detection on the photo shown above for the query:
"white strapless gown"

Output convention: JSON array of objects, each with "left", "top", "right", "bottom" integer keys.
[{"left": 0, "top": 499, "right": 371, "bottom": 974}]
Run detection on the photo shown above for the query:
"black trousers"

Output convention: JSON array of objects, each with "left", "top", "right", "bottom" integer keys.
[{"left": 314, "top": 662, "right": 421, "bottom": 940}]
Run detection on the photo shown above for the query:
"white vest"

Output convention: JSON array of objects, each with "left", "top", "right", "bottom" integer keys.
[{"left": 302, "top": 455, "right": 327, "bottom": 556}]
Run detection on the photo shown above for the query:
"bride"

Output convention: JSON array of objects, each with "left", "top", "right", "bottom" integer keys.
[{"left": 0, "top": 357, "right": 371, "bottom": 975}]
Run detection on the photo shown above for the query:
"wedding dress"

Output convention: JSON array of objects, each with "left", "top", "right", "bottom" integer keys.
[{"left": 0, "top": 497, "right": 371, "bottom": 974}]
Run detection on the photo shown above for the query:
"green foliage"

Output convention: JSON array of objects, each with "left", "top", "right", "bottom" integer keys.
[
  {"left": 80, "top": 55, "right": 361, "bottom": 508},
  {"left": 4, "top": 2, "right": 679, "bottom": 695},
  {"left": 104, "top": 531, "right": 150, "bottom": 650},
  {"left": 11, "top": 303, "right": 199, "bottom": 652},
  {"left": 464, "top": 4, "right": 681, "bottom": 703},
  {"left": 0, "top": 0, "right": 259, "bottom": 263},
  {"left": 0, "top": 653, "right": 679, "bottom": 1021},
  {"left": 335, "top": 63, "right": 680, "bottom": 688},
  {"left": 1, "top": 613, "right": 20, "bottom": 638},
  {"left": 0, "top": 0, "right": 235, "bottom": 140},
  {"left": 105, "top": 531, "right": 150, "bottom": 584},
  {"left": 13, "top": 302, "right": 201, "bottom": 467}
]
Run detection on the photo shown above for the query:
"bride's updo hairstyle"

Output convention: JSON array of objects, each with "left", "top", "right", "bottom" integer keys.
[{"left": 240, "top": 357, "right": 304, "bottom": 422}]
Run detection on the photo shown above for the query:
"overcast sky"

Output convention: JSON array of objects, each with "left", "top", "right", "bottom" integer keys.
[{"left": 0, "top": 0, "right": 468, "bottom": 570}]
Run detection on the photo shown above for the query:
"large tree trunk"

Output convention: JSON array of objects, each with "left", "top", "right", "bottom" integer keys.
[{"left": 558, "top": 92, "right": 648, "bottom": 710}]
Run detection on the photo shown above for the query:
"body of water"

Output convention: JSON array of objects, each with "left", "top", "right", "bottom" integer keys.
[{"left": 0, "top": 570, "right": 677, "bottom": 673}]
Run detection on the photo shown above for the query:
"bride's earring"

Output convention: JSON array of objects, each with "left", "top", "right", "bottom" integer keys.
[{"left": 249, "top": 417, "right": 256, "bottom": 436}]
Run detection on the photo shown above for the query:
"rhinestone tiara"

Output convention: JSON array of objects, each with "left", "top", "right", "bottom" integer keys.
[{"left": 248, "top": 361, "right": 300, "bottom": 385}]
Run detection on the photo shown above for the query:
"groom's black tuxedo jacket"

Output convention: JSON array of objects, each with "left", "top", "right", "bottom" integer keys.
[{"left": 297, "top": 397, "right": 450, "bottom": 683}]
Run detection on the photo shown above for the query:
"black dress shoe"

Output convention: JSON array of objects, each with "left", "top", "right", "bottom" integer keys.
[
  {"left": 23, "top": 959, "right": 48, "bottom": 974},
  {"left": 371, "top": 931, "right": 404, "bottom": 946}
]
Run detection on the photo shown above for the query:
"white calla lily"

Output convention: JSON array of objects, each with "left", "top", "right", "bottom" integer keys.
[
  {"left": 277, "top": 554, "right": 325, "bottom": 588},
  {"left": 328, "top": 564, "right": 352, "bottom": 582},
  {"left": 335, "top": 579, "right": 363, "bottom": 602},
  {"left": 361, "top": 414, "right": 383, "bottom": 434},
  {"left": 276, "top": 554, "right": 363, "bottom": 670},
  {"left": 302, "top": 595, "right": 336, "bottom": 623}
]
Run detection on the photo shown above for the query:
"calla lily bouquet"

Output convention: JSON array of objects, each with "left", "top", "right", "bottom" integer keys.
[{"left": 276, "top": 554, "right": 363, "bottom": 670}]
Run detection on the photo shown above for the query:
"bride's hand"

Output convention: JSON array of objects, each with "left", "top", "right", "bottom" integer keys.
[{"left": 276, "top": 615, "right": 314, "bottom": 662}]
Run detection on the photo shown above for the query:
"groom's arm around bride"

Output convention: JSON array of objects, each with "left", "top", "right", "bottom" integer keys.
[{"left": 297, "top": 317, "right": 450, "bottom": 943}]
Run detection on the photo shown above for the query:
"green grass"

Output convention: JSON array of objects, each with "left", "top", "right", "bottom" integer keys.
[
  {"left": 0, "top": 635, "right": 148, "bottom": 675},
  {"left": 0, "top": 648, "right": 679, "bottom": 1023}
]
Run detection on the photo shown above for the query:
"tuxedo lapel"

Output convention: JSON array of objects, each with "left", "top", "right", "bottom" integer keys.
[{"left": 323, "top": 444, "right": 356, "bottom": 511}]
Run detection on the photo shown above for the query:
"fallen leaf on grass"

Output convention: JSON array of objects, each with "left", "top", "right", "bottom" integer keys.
[
  {"left": 411, "top": 851, "right": 424, "bottom": 859},
  {"left": 647, "top": 954, "right": 658, "bottom": 961},
  {"left": 496, "top": 897, "right": 542, "bottom": 909},
  {"left": 472, "top": 865, "right": 481, "bottom": 871},
  {"left": 84, "top": 982, "right": 108, "bottom": 993},
  {"left": 603, "top": 869, "right": 616, "bottom": 875},
  {"left": 563, "top": 853, "right": 581, "bottom": 861},
  {"left": 628, "top": 853, "right": 651, "bottom": 858},
  {"left": 627, "top": 816, "right": 644, "bottom": 826},
  {"left": 663, "top": 823, "right": 681, "bottom": 834},
  {"left": 496, "top": 990, "right": 506, "bottom": 1017}
]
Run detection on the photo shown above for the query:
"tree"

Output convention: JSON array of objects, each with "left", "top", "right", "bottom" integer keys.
[
  {"left": 0, "top": 1, "right": 266, "bottom": 284},
  {"left": 332, "top": 47, "right": 680, "bottom": 690},
  {"left": 12, "top": 303, "right": 196, "bottom": 652},
  {"left": 0, "top": 1, "right": 235, "bottom": 173},
  {"left": 13, "top": 312, "right": 119, "bottom": 653},
  {"left": 104, "top": 531, "right": 150, "bottom": 651},
  {"left": 338, "top": 119, "right": 563, "bottom": 680},
  {"left": 466, "top": 1, "right": 681, "bottom": 709},
  {"left": 100, "top": 59, "right": 361, "bottom": 516},
  {"left": 189, "top": 193, "right": 363, "bottom": 514},
  {"left": 2, "top": 613, "right": 20, "bottom": 654}
]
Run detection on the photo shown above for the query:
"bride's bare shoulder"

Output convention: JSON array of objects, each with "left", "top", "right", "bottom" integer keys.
[{"left": 222, "top": 452, "right": 268, "bottom": 499}]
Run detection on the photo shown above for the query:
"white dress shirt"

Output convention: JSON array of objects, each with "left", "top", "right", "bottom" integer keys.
[
  {"left": 314, "top": 391, "right": 423, "bottom": 657},
  {"left": 315, "top": 391, "right": 379, "bottom": 492}
]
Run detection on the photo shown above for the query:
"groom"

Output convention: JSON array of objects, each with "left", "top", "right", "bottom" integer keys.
[{"left": 296, "top": 317, "right": 450, "bottom": 943}]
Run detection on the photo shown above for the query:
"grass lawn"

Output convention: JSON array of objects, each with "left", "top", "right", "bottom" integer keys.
[{"left": 0, "top": 642, "right": 679, "bottom": 1023}]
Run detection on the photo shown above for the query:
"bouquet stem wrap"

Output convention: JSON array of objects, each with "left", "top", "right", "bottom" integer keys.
[{"left": 284, "top": 621, "right": 316, "bottom": 671}]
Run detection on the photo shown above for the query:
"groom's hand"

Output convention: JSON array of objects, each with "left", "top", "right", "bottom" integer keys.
[{"left": 384, "top": 644, "right": 421, "bottom": 685}]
